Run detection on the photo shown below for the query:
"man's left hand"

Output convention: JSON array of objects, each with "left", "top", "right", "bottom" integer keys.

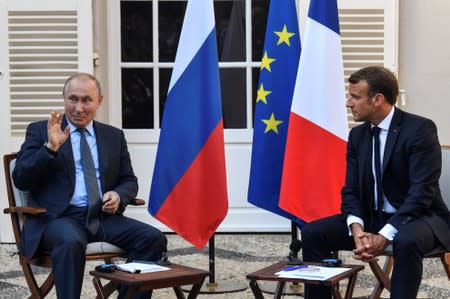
[
  {"left": 367, "top": 233, "right": 390, "bottom": 256},
  {"left": 353, "top": 232, "right": 390, "bottom": 262},
  {"left": 102, "top": 191, "right": 120, "bottom": 214}
]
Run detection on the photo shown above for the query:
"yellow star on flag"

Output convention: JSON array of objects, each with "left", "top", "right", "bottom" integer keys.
[
  {"left": 275, "top": 24, "right": 295, "bottom": 46},
  {"left": 260, "top": 51, "right": 276, "bottom": 72},
  {"left": 262, "top": 113, "right": 283, "bottom": 134},
  {"left": 256, "top": 83, "right": 272, "bottom": 104}
]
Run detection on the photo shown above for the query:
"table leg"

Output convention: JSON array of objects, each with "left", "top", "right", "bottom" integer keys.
[
  {"left": 173, "top": 286, "right": 186, "bottom": 299},
  {"left": 187, "top": 277, "right": 206, "bottom": 299},
  {"left": 331, "top": 283, "right": 343, "bottom": 299},
  {"left": 249, "top": 280, "right": 264, "bottom": 299},
  {"left": 274, "top": 281, "right": 286, "bottom": 299},
  {"left": 92, "top": 278, "right": 106, "bottom": 299},
  {"left": 344, "top": 273, "right": 358, "bottom": 299}
]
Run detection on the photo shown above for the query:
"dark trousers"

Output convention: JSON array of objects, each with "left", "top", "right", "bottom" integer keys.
[
  {"left": 41, "top": 206, "right": 167, "bottom": 299},
  {"left": 301, "top": 214, "right": 439, "bottom": 299}
]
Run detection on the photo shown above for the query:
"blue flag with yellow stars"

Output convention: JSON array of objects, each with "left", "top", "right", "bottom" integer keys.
[{"left": 248, "top": 0, "right": 304, "bottom": 226}]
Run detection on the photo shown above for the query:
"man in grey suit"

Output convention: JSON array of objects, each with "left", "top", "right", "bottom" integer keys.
[
  {"left": 301, "top": 66, "right": 450, "bottom": 299},
  {"left": 13, "top": 73, "right": 167, "bottom": 298}
]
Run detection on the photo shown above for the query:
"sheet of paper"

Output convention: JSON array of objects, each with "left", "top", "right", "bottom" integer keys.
[
  {"left": 116, "top": 262, "right": 170, "bottom": 273},
  {"left": 275, "top": 265, "right": 351, "bottom": 281}
]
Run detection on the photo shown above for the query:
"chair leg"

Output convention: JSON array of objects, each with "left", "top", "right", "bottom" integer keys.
[
  {"left": 104, "top": 257, "right": 113, "bottom": 264},
  {"left": 38, "top": 271, "right": 55, "bottom": 298},
  {"left": 442, "top": 252, "right": 450, "bottom": 280},
  {"left": 21, "top": 260, "right": 55, "bottom": 299},
  {"left": 369, "top": 256, "right": 394, "bottom": 299}
]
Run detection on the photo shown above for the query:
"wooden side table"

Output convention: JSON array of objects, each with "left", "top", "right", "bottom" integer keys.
[
  {"left": 246, "top": 261, "right": 364, "bottom": 299},
  {"left": 90, "top": 263, "right": 209, "bottom": 299}
]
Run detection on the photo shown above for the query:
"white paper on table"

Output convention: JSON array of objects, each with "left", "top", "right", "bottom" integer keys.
[
  {"left": 116, "top": 262, "right": 170, "bottom": 274},
  {"left": 275, "top": 266, "right": 351, "bottom": 281}
]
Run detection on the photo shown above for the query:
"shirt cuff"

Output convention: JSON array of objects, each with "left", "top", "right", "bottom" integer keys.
[
  {"left": 378, "top": 224, "right": 398, "bottom": 241},
  {"left": 346, "top": 215, "right": 364, "bottom": 236}
]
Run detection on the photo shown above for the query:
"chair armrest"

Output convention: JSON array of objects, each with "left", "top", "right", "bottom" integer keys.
[
  {"left": 445, "top": 252, "right": 450, "bottom": 265},
  {"left": 129, "top": 198, "right": 145, "bottom": 206},
  {"left": 4, "top": 206, "right": 47, "bottom": 215}
]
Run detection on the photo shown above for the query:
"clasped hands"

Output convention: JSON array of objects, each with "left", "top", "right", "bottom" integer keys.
[{"left": 352, "top": 225, "right": 390, "bottom": 263}]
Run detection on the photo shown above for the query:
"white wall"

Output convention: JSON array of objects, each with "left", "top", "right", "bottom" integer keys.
[{"left": 398, "top": 0, "right": 450, "bottom": 145}]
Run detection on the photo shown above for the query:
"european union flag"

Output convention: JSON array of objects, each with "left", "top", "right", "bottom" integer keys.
[{"left": 248, "top": 0, "right": 304, "bottom": 226}]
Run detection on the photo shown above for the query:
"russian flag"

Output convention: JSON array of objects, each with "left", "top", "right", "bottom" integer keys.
[
  {"left": 149, "top": 0, "right": 228, "bottom": 249},
  {"left": 279, "top": 0, "right": 348, "bottom": 222}
]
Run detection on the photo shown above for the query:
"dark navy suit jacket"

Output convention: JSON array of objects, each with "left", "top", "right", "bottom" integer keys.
[
  {"left": 341, "top": 108, "right": 450, "bottom": 249},
  {"left": 13, "top": 118, "right": 138, "bottom": 259}
]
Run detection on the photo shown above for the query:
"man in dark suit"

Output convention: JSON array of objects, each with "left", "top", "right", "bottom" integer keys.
[
  {"left": 13, "top": 73, "right": 167, "bottom": 298},
  {"left": 301, "top": 66, "right": 450, "bottom": 299}
]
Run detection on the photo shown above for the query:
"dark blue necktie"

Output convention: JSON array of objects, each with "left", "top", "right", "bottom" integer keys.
[
  {"left": 79, "top": 128, "right": 101, "bottom": 235},
  {"left": 372, "top": 126, "right": 384, "bottom": 223}
]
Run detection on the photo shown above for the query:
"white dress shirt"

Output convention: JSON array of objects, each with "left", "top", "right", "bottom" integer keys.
[{"left": 347, "top": 106, "right": 398, "bottom": 240}]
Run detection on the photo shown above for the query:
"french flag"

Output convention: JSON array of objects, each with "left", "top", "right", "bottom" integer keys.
[
  {"left": 149, "top": 0, "right": 228, "bottom": 249},
  {"left": 279, "top": 0, "right": 348, "bottom": 222}
]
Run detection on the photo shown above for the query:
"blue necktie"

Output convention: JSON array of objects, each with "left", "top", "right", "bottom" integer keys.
[{"left": 79, "top": 128, "right": 101, "bottom": 235}]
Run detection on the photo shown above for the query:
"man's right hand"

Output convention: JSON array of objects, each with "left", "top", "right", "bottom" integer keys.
[
  {"left": 46, "top": 111, "right": 70, "bottom": 152},
  {"left": 351, "top": 223, "right": 378, "bottom": 262}
]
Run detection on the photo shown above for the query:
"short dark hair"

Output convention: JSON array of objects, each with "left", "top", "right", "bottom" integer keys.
[
  {"left": 348, "top": 66, "right": 398, "bottom": 105},
  {"left": 62, "top": 73, "right": 102, "bottom": 97}
]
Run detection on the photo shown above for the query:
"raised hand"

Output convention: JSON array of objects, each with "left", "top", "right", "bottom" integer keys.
[{"left": 46, "top": 111, "right": 70, "bottom": 152}]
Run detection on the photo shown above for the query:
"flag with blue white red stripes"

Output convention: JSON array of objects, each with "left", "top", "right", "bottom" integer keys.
[
  {"left": 149, "top": 0, "right": 228, "bottom": 249},
  {"left": 280, "top": 0, "right": 348, "bottom": 222}
]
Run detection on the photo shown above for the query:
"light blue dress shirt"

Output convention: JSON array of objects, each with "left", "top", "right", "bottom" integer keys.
[{"left": 67, "top": 120, "right": 103, "bottom": 207}]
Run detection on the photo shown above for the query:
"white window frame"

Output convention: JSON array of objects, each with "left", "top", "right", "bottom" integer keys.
[
  {"left": 108, "top": 0, "right": 398, "bottom": 144},
  {"left": 107, "top": 0, "right": 260, "bottom": 145}
]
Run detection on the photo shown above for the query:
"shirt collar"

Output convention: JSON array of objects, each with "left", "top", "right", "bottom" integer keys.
[
  {"left": 66, "top": 117, "right": 95, "bottom": 136},
  {"left": 372, "top": 106, "right": 395, "bottom": 132}
]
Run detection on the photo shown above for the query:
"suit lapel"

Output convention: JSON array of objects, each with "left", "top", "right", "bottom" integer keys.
[
  {"left": 60, "top": 118, "right": 76, "bottom": 190},
  {"left": 93, "top": 121, "right": 108, "bottom": 193},
  {"left": 382, "top": 108, "right": 402, "bottom": 173},
  {"left": 361, "top": 122, "right": 373, "bottom": 186}
]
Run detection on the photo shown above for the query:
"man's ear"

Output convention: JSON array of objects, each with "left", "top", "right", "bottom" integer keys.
[
  {"left": 98, "top": 95, "right": 104, "bottom": 105},
  {"left": 373, "top": 93, "right": 385, "bottom": 106}
]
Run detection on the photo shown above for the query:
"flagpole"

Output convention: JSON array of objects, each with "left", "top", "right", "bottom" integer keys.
[
  {"left": 183, "top": 234, "right": 248, "bottom": 294},
  {"left": 208, "top": 235, "right": 216, "bottom": 286}
]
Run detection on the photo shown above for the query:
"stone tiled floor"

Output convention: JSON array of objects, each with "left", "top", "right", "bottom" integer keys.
[{"left": 0, "top": 234, "right": 449, "bottom": 298}]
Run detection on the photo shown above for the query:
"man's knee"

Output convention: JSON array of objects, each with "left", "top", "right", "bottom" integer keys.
[
  {"left": 152, "top": 230, "right": 167, "bottom": 251},
  {"left": 392, "top": 230, "right": 422, "bottom": 256},
  {"left": 139, "top": 227, "right": 167, "bottom": 251},
  {"left": 59, "top": 236, "right": 87, "bottom": 252}
]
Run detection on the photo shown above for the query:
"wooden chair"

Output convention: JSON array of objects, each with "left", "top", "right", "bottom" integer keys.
[
  {"left": 2, "top": 153, "right": 145, "bottom": 298},
  {"left": 368, "top": 145, "right": 450, "bottom": 299}
]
